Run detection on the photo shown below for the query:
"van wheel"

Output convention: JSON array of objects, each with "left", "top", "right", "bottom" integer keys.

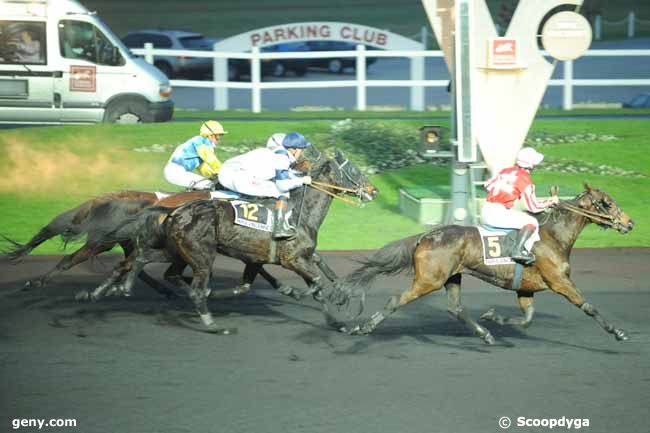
[
  {"left": 155, "top": 61, "right": 173, "bottom": 78},
  {"left": 104, "top": 98, "right": 152, "bottom": 124}
]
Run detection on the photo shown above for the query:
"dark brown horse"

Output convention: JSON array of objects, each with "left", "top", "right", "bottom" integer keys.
[
  {"left": 90, "top": 148, "right": 378, "bottom": 333},
  {"left": 340, "top": 184, "right": 634, "bottom": 344},
  {"left": 2, "top": 190, "right": 281, "bottom": 297}
]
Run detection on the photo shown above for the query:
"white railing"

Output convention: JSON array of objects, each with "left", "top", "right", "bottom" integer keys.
[{"left": 134, "top": 44, "right": 650, "bottom": 112}]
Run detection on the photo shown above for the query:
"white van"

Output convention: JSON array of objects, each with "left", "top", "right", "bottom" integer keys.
[{"left": 0, "top": 0, "right": 173, "bottom": 123}]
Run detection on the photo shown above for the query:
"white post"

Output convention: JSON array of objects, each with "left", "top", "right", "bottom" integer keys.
[
  {"left": 563, "top": 60, "right": 573, "bottom": 111},
  {"left": 213, "top": 43, "right": 228, "bottom": 110},
  {"left": 356, "top": 44, "right": 366, "bottom": 111},
  {"left": 594, "top": 15, "right": 601, "bottom": 40},
  {"left": 251, "top": 47, "right": 261, "bottom": 113},
  {"left": 143, "top": 42, "right": 154, "bottom": 64},
  {"left": 421, "top": 25, "right": 428, "bottom": 49},
  {"left": 628, "top": 11, "right": 635, "bottom": 38},
  {"left": 410, "top": 44, "right": 425, "bottom": 111}
]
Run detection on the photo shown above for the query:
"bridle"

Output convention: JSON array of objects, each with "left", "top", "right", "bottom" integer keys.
[
  {"left": 303, "top": 150, "right": 368, "bottom": 206},
  {"left": 558, "top": 190, "right": 626, "bottom": 230}
]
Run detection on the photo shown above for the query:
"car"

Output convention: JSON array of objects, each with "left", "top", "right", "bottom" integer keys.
[
  {"left": 622, "top": 92, "right": 650, "bottom": 108},
  {"left": 303, "top": 41, "right": 378, "bottom": 74},
  {"left": 122, "top": 29, "right": 215, "bottom": 79},
  {"left": 262, "top": 42, "right": 311, "bottom": 77}
]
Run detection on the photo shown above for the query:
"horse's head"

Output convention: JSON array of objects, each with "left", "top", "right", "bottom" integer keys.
[
  {"left": 574, "top": 183, "right": 634, "bottom": 234},
  {"left": 297, "top": 146, "right": 378, "bottom": 202}
]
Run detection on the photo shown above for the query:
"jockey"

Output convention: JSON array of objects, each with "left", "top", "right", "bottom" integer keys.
[
  {"left": 218, "top": 132, "right": 312, "bottom": 240},
  {"left": 481, "top": 147, "right": 559, "bottom": 264},
  {"left": 163, "top": 120, "right": 226, "bottom": 190}
]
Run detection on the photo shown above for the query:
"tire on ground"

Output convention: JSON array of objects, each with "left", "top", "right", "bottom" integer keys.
[{"left": 103, "top": 96, "right": 153, "bottom": 123}]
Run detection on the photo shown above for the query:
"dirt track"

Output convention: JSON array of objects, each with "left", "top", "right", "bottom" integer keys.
[{"left": 1, "top": 249, "right": 649, "bottom": 433}]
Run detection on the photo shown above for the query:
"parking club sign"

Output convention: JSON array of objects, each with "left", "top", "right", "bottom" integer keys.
[{"left": 488, "top": 37, "right": 518, "bottom": 68}]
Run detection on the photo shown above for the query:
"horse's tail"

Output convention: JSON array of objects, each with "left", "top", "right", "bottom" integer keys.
[
  {"left": 0, "top": 204, "right": 88, "bottom": 263},
  {"left": 87, "top": 205, "right": 176, "bottom": 254},
  {"left": 343, "top": 234, "right": 423, "bottom": 289}
]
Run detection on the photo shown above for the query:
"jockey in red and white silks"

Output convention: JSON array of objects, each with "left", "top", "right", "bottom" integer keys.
[{"left": 481, "top": 147, "right": 558, "bottom": 264}]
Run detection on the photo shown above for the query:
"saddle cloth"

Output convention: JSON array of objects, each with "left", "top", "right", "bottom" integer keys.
[{"left": 476, "top": 225, "right": 516, "bottom": 265}]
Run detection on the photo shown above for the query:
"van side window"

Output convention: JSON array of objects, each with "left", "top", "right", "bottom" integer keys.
[
  {"left": 0, "top": 21, "right": 47, "bottom": 65},
  {"left": 58, "top": 20, "right": 124, "bottom": 66}
]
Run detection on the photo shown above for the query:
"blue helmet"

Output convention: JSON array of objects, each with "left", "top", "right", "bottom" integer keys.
[{"left": 282, "top": 132, "right": 311, "bottom": 149}]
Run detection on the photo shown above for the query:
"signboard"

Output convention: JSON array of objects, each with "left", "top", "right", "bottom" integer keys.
[
  {"left": 69, "top": 65, "right": 96, "bottom": 92},
  {"left": 487, "top": 37, "right": 520, "bottom": 68},
  {"left": 541, "top": 11, "right": 592, "bottom": 61}
]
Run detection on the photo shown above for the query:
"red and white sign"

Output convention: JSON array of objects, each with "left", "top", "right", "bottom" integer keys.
[
  {"left": 488, "top": 38, "right": 518, "bottom": 67},
  {"left": 69, "top": 65, "right": 96, "bottom": 92}
]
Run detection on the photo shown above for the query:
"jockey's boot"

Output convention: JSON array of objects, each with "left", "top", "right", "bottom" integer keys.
[
  {"left": 272, "top": 197, "right": 296, "bottom": 240},
  {"left": 511, "top": 226, "right": 536, "bottom": 265}
]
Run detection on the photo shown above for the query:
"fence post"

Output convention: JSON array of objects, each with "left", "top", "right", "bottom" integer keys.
[
  {"left": 594, "top": 15, "right": 601, "bottom": 40},
  {"left": 421, "top": 26, "right": 428, "bottom": 49},
  {"left": 562, "top": 60, "right": 573, "bottom": 111},
  {"left": 143, "top": 42, "right": 154, "bottom": 64},
  {"left": 628, "top": 11, "right": 635, "bottom": 38},
  {"left": 251, "top": 47, "right": 261, "bottom": 113},
  {"left": 410, "top": 44, "right": 425, "bottom": 111},
  {"left": 213, "top": 43, "right": 228, "bottom": 110},
  {"left": 356, "top": 45, "right": 366, "bottom": 111}
]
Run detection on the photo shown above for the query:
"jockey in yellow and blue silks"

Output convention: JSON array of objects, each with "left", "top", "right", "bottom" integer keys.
[{"left": 163, "top": 120, "right": 227, "bottom": 190}]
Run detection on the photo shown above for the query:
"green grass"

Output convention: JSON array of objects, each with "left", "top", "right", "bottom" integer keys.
[
  {"left": 82, "top": 0, "right": 650, "bottom": 42},
  {"left": 1, "top": 116, "right": 649, "bottom": 253}
]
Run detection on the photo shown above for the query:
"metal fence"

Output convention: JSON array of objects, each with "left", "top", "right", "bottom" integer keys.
[{"left": 134, "top": 44, "right": 650, "bottom": 112}]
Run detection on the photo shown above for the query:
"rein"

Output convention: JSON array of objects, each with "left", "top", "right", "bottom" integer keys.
[
  {"left": 557, "top": 193, "right": 622, "bottom": 229},
  {"left": 308, "top": 182, "right": 360, "bottom": 206}
]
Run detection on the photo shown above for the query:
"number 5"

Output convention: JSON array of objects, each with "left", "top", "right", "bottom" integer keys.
[{"left": 487, "top": 236, "right": 501, "bottom": 257}]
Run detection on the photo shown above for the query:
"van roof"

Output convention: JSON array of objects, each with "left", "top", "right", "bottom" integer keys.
[{"left": 1, "top": 0, "right": 89, "bottom": 18}]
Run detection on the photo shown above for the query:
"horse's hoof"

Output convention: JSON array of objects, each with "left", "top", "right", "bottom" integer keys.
[
  {"left": 204, "top": 325, "right": 238, "bottom": 335},
  {"left": 615, "top": 329, "right": 629, "bottom": 341},
  {"left": 480, "top": 309, "right": 496, "bottom": 321},
  {"left": 23, "top": 280, "right": 32, "bottom": 290},
  {"left": 278, "top": 285, "right": 301, "bottom": 300},
  {"left": 343, "top": 324, "right": 370, "bottom": 336},
  {"left": 482, "top": 333, "right": 496, "bottom": 345},
  {"left": 312, "top": 289, "right": 325, "bottom": 303},
  {"left": 74, "top": 291, "right": 90, "bottom": 301}
]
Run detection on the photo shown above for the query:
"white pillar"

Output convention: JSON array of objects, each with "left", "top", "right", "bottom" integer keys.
[
  {"left": 213, "top": 48, "right": 228, "bottom": 110},
  {"left": 562, "top": 60, "right": 573, "bottom": 111},
  {"left": 143, "top": 42, "right": 153, "bottom": 64},
  {"left": 356, "top": 44, "right": 367, "bottom": 111},
  {"left": 251, "top": 47, "right": 261, "bottom": 113},
  {"left": 594, "top": 15, "right": 601, "bottom": 40},
  {"left": 410, "top": 49, "right": 425, "bottom": 111},
  {"left": 628, "top": 11, "right": 635, "bottom": 38}
]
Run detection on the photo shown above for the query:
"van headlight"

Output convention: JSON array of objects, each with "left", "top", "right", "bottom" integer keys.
[{"left": 159, "top": 83, "right": 172, "bottom": 98}]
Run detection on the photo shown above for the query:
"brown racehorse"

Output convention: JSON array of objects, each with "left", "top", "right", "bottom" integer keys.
[{"left": 340, "top": 184, "right": 634, "bottom": 344}]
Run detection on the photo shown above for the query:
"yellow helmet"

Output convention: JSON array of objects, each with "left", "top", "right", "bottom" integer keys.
[{"left": 199, "top": 120, "right": 227, "bottom": 137}]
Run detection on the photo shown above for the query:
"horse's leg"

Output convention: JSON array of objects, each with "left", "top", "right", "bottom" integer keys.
[
  {"left": 25, "top": 243, "right": 109, "bottom": 289},
  {"left": 209, "top": 263, "right": 258, "bottom": 299},
  {"left": 119, "top": 241, "right": 175, "bottom": 299},
  {"left": 344, "top": 249, "right": 448, "bottom": 335},
  {"left": 445, "top": 274, "right": 495, "bottom": 345},
  {"left": 75, "top": 254, "right": 133, "bottom": 301},
  {"left": 544, "top": 272, "right": 628, "bottom": 341},
  {"left": 480, "top": 291, "right": 535, "bottom": 328}
]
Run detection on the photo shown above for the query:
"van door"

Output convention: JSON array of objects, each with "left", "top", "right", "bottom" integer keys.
[
  {"left": 0, "top": 20, "right": 58, "bottom": 122},
  {"left": 55, "top": 19, "right": 126, "bottom": 122}
]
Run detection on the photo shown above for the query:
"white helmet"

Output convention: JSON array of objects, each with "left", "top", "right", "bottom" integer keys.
[
  {"left": 199, "top": 120, "right": 227, "bottom": 137},
  {"left": 266, "top": 133, "right": 286, "bottom": 149},
  {"left": 516, "top": 147, "right": 544, "bottom": 169}
]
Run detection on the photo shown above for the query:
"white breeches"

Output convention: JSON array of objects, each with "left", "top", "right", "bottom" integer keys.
[
  {"left": 163, "top": 162, "right": 213, "bottom": 190},
  {"left": 218, "top": 166, "right": 284, "bottom": 198},
  {"left": 481, "top": 201, "right": 540, "bottom": 251}
]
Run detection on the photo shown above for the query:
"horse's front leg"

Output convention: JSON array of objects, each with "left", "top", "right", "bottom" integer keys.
[
  {"left": 480, "top": 291, "right": 535, "bottom": 328},
  {"left": 545, "top": 273, "right": 628, "bottom": 341},
  {"left": 209, "top": 263, "right": 258, "bottom": 299}
]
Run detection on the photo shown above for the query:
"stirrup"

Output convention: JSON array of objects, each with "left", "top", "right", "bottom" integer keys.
[
  {"left": 272, "top": 227, "right": 296, "bottom": 240},
  {"left": 511, "top": 252, "right": 535, "bottom": 265}
]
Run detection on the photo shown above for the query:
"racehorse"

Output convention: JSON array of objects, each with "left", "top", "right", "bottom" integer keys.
[
  {"left": 1, "top": 190, "right": 283, "bottom": 298},
  {"left": 90, "top": 147, "right": 378, "bottom": 333},
  {"left": 340, "top": 184, "right": 634, "bottom": 344}
]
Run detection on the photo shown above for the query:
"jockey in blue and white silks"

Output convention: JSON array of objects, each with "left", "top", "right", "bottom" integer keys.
[
  {"left": 163, "top": 120, "right": 226, "bottom": 190},
  {"left": 218, "top": 132, "right": 312, "bottom": 239}
]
